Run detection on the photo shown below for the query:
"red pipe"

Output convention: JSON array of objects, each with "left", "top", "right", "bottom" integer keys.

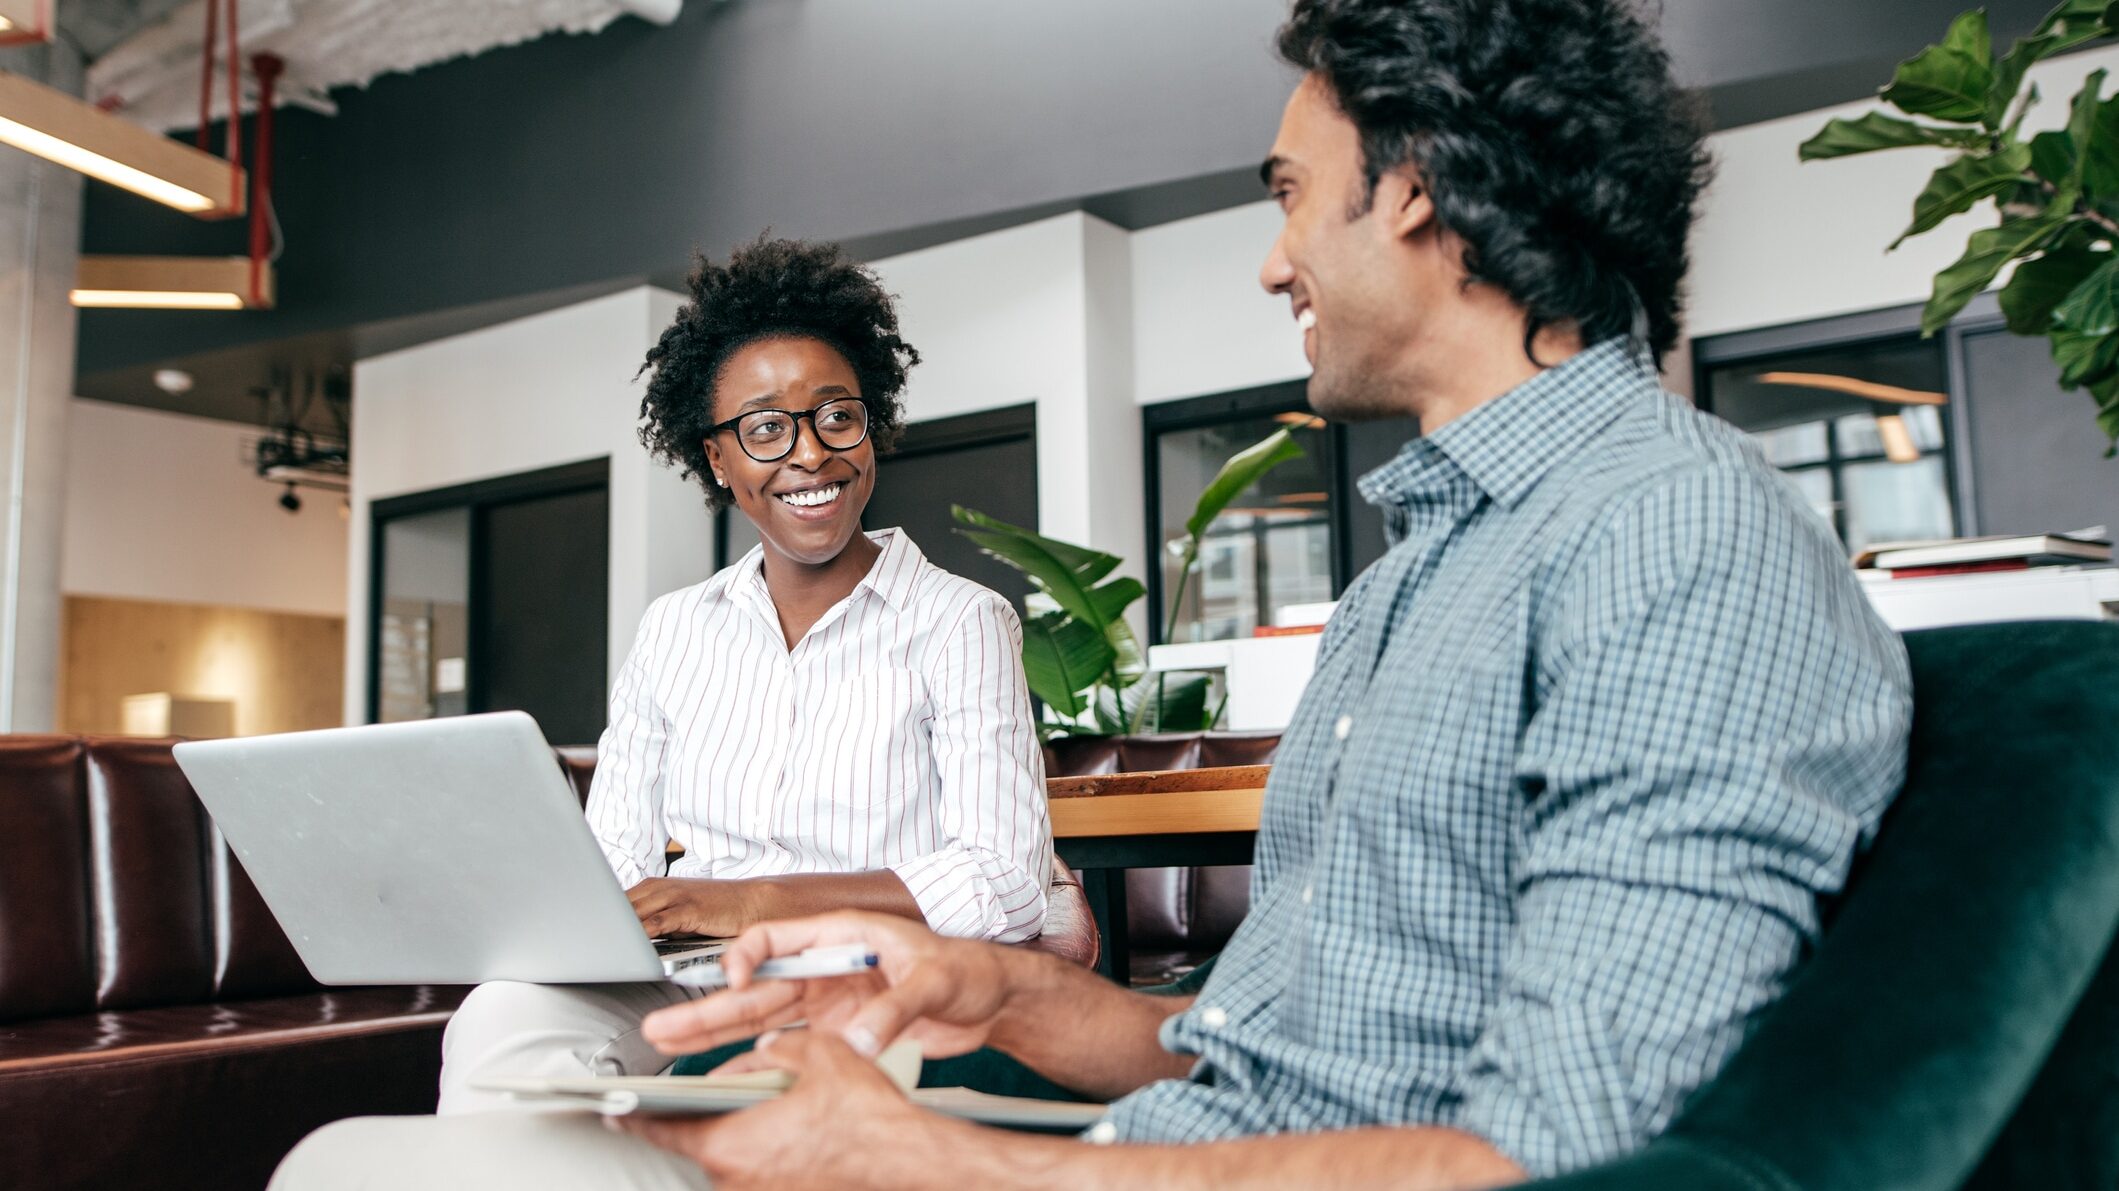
[
  {"left": 224, "top": 0, "right": 242, "bottom": 212},
  {"left": 196, "top": 0, "right": 217, "bottom": 151},
  {"left": 249, "top": 53, "right": 281, "bottom": 309}
]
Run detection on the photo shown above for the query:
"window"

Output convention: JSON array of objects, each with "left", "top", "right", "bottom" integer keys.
[
  {"left": 1145, "top": 382, "right": 1418, "bottom": 644},
  {"left": 1697, "top": 327, "right": 1963, "bottom": 552}
]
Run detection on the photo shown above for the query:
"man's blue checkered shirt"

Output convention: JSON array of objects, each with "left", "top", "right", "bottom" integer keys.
[{"left": 1099, "top": 339, "right": 1912, "bottom": 1176}]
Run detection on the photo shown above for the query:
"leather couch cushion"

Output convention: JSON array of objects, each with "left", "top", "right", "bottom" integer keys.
[
  {"left": 1, "top": 987, "right": 465, "bottom": 1191},
  {"left": 84, "top": 739, "right": 215, "bottom": 1011},
  {"left": 208, "top": 825, "right": 321, "bottom": 1001},
  {"left": 0, "top": 737, "right": 93, "bottom": 1023}
]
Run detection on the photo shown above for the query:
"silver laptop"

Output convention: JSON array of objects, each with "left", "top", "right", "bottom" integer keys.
[{"left": 173, "top": 711, "right": 722, "bottom": 985}]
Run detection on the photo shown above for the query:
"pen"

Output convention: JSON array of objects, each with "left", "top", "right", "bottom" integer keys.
[{"left": 669, "top": 943, "right": 880, "bottom": 989}]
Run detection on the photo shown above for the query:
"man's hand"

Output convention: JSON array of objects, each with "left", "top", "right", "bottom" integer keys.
[
  {"left": 626, "top": 877, "right": 762, "bottom": 939},
  {"left": 641, "top": 911, "right": 1017, "bottom": 1062},
  {"left": 613, "top": 1028, "right": 948, "bottom": 1191}
]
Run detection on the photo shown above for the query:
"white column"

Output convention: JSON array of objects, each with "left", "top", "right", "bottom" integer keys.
[{"left": 0, "top": 40, "right": 83, "bottom": 731}]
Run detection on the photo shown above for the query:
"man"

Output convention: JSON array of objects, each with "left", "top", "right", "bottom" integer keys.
[{"left": 275, "top": 0, "right": 1910, "bottom": 1186}]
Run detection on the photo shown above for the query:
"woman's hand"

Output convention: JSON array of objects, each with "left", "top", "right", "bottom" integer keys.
[
  {"left": 626, "top": 877, "right": 764, "bottom": 939},
  {"left": 639, "top": 910, "right": 1023, "bottom": 1063}
]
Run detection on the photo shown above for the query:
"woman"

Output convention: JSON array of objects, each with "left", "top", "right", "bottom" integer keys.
[{"left": 437, "top": 237, "right": 1052, "bottom": 1112}]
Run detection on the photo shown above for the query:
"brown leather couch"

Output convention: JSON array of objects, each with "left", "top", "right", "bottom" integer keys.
[
  {"left": 0, "top": 736, "right": 1104, "bottom": 1190},
  {"left": 1043, "top": 731, "right": 1279, "bottom": 984},
  {"left": 0, "top": 736, "right": 467, "bottom": 1191}
]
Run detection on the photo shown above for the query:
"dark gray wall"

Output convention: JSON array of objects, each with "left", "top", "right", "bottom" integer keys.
[
  {"left": 74, "top": 0, "right": 2075, "bottom": 390},
  {"left": 1961, "top": 328, "right": 2119, "bottom": 539},
  {"left": 78, "top": 0, "right": 1297, "bottom": 376}
]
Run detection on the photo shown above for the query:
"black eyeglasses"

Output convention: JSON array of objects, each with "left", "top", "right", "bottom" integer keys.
[{"left": 707, "top": 397, "right": 871, "bottom": 463}]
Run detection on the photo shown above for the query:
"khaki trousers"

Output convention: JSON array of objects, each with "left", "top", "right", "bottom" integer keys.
[{"left": 270, "top": 980, "right": 719, "bottom": 1189}]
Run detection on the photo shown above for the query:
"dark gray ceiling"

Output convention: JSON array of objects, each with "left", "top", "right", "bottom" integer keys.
[
  {"left": 55, "top": 0, "right": 194, "bottom": 61},
  {"left": 69, "top": 0, "right": 2081, "bottom": 426}
]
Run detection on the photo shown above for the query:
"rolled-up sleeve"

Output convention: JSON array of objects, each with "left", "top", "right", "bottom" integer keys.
[
  {"left": 584, "top": 597, "right": 677, "bottom": 888},
  {"left": 1454, "top": 467, "right": 1911, "bottom": 1175},
  {"left": 889, "top": 592, "right": 1053, "bottom": 942}
]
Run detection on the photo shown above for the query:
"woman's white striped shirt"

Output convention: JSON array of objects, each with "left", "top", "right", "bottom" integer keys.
[{"left": 585, "top": 529, "right": 1052, "bottom": 942}]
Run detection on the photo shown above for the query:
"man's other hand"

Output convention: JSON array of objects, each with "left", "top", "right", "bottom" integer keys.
[
  {"left": 613, "top": 1028, "right": 939, "bottom": 1191},
  {"left": 640, "top": 911, "right": 1015, "bottom": 1063}
]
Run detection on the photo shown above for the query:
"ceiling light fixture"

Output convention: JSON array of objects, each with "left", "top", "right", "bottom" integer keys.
[
  {"left": 0, "top": 70, "right": 244, "bottom": 217},
  {"left": 71, "top": 255, "right": 274, "bottom": 310},
  {"left": 1754, "top": 371, "right": 1947, "bottom": 406},
  {"left": 0, "top": 1, "right": 51, "bottom": 47}
]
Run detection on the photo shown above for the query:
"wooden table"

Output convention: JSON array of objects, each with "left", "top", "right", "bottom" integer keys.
[
  {"left": 661, "top": 764, "right": 1270, "bottom": 982},
  {"left": 1048, "top": 765, "right": 1267, "bottom": 982}
]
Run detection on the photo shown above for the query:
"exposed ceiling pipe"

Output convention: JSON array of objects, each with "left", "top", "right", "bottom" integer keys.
[{"left": 614, "top": 0, "right": 681, "bottom": 25}]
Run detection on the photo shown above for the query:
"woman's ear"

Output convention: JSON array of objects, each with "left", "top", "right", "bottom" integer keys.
[{"left": 703, "top": 437, "right": 729, "bottom": 488}]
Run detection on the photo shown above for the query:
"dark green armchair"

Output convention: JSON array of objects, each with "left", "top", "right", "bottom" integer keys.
[{"left": 1531, "top": 619, "right": 2119, "bottom": 1190}]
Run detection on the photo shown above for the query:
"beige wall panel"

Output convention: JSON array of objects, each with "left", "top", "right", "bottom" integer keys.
[{"left": 60, "top": 596, "right": 345, "bottom": 738}]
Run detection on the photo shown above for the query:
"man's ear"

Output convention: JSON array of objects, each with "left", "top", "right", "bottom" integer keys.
[{"left": 1377, "top": 165, "right": 1436, "bottom": 242}]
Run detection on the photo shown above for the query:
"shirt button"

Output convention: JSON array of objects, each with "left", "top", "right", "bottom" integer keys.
[
  {"left": 1301, "top": 884, "right": 1314, "bottom": 905},
  {"left": 1199, "top": 1006, "right": 1229, "bottom": 1030},
  {"left": 1084, "top": 1120, "right": 1118, "bottom": 1145},
  {"left": 1333, "top": 715, "right": 1353, "bottom": 741}
]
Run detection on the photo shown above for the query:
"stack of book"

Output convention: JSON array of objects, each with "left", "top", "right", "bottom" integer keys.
[{"left": 1855, "top": 531, "right": 2112, "bottom": 580}]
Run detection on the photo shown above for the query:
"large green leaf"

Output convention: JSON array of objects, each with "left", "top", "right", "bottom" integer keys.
[
  {"left": 1094, "top": 672, "right": 1214, "bottom": 736},
  {"left": 2086, "top": 97, "right": 2119, "bottom": 197},
  {"left": 2031, "top": 128, "right": 2078, "bottom": 183},
  {"left": 2058, "top": 70, "right": 2110, "bottom": 201},
  {"left": 2054, "top": 252, "right": 2119, "bottom": 336},
  {"left": 1922, "top": 214, "right": 2070, "bottom": 334},
  {"left": 1185, "top": 427, "right": 1306, "bottom": 540},
  {"left": 2037, "top": 0, "right": 2119, "bottom": 51},
  {"left": 1990, "top": 33, "right": 2060, "bottom": 128},
  {"left": 1999, "top": 239, "right": 2109, "bottom": 333},
  {"left": 2050, "top": 324, "right": 2119, "bottom": 387},
  {"left": 1883, "top": 10, "right": 1995, "bottom": 124},
  {"left": 951, "top": 506, "right": 1119, "bottom": 629},
  {"left": 1088, "top": 577, "right": 1145, "bottom": 626},
  {"left": 1895, "top": 144, "right": 2034, "bottom": 247},
  {"left": 2094, "top": 376, "right": 2119, "bottom": 452},
  {"left": 1019, "top": 610, "right": 1113, "bottom": 719},
  {"left": 1798, "top": 112, "right": 1991, "bottom": 160}
]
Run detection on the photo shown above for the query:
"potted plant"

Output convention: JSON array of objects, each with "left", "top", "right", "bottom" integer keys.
[
  {"left": 952, "top": 427, "right": 1305, "bottom": 738},
  {"left": 1799, "top": 0, "right": 2119, "bottom": 453}
]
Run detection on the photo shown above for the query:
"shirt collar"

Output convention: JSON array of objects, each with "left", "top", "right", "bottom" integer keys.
[
  {"left": 710, "top": 527, "right": 923, "bottom": 615},
  {"left": 1358, "top": 337, "right": 1654, "bottom": 514}
]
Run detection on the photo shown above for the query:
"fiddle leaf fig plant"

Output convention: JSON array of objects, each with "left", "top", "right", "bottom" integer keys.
[{"left": 1800, "top": 0, "right": 2119, "bottom": 453}]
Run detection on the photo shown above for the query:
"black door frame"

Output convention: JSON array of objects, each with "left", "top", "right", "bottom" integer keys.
[
  {"left": 366, "top": 457, "right": 610, "bottom": 724},
  {"left": 1142, "top": 380, "right": 1363, "bottom": 646}
]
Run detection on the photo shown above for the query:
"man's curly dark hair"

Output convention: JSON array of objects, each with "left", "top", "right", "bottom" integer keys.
[
  {"left": 637, "top": 237, "right": 919, "bottom": 510},
  {"left": 1278, "top": 0, "right": 1712, "bottom": 363}
]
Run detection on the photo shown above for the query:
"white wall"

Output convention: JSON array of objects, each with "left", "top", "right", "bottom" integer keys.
[
  {"left": 871, "top": 213, "right": 1147, "bottom": 630},
  {"left": 62, "top": 399, "right": 348, "bottom": 617},
  {"left": 1131, "top": 200, "right": 1309, "bottom": 404},
  {"left": 345, "top": 286, "right": 714, "bottom": 723},
  {"left": 1692, "top": 44, "right": 2119, "bottom": 338}
]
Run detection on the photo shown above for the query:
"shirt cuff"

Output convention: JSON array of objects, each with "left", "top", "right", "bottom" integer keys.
[{"left": 889, "top": 848, "right": 1005, "bottom": 940}]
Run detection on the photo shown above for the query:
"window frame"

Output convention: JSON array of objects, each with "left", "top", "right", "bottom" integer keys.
[
  {"left": 1143, "top": 380, "right": 1384, "bottom": 646},
  {"left": 1690, "top": 294, "right": 1998, "bottom": 543}
]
